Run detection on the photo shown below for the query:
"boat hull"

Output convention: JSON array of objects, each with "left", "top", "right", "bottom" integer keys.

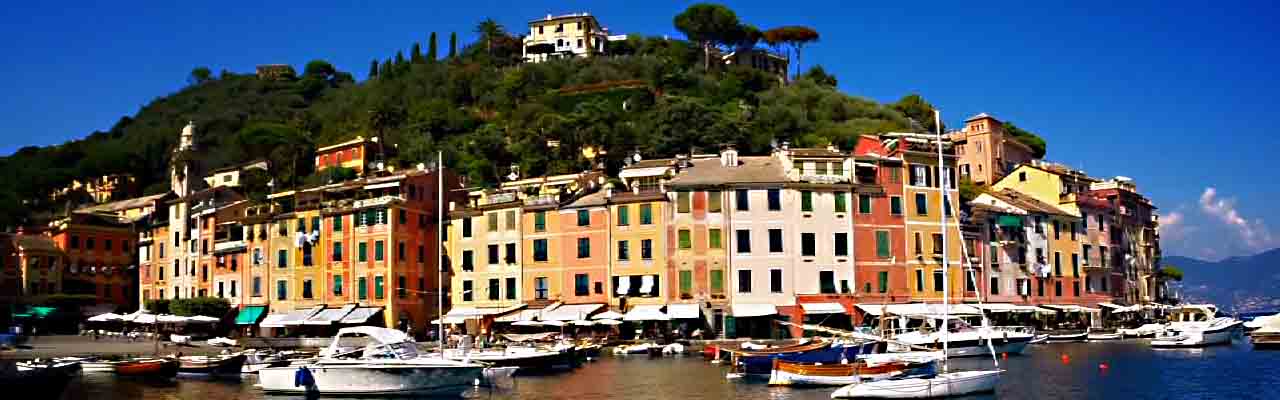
[
  {"left": 1252, "top": 332, "right": 1280, "bottom": 350},
  {"left": 450, "top": 348, "right": 577, "bottom": 371},
  {"left": 258, "top": 363, "right": 483, "bottom": 396},
  {"left": 1152, "top": 320, "right": 1241, "bottom": 348},
  {"left": 769, "top": 360, "right": 918, "bottom": 387},
  {"left": 738, "top": 342, "right": 877, "bottom": 376},
  {"left": 115, "top": 359, "right": 179, "bottom": 379},
  {"left": 178, "top": 354, "right": 247, "bottom": 376},
  {"left": 901, "top": 337, "right": 1031, "bottom": 358},
  {"left": 830, "top": 370, "right": 1001, "bottom": 399},
  {"left": 1045, "top": 332, "right": 1088, "bottom": 343}
]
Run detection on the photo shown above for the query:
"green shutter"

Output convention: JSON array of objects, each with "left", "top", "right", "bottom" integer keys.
[
  {"left": 708, "top": 229, "right": 722, "bottom": 249},
  {"left": 891, "top": 197, "right": 903, "bottom": 215},
  {"left": 802, "top": 191, "right": 813, "bottom": 211},
  {"left": 358, "top": 242, "right": 367, "bottom": 262},
  {"left": 859, "top": 195, "right": 872, "bottom": 214},
  {"left": 876, "top": 231, "right": 891, "bottom": 259},
  {"left": 535, "top": 212, "right": 546, "bottom": 231},
  {"left": 375, "top": 241, "right": 385, "bottom": 261},
  {"left": 358, "top": 277, "right": 367, "bottom": 299},
  {"left": 997, "top": 215, "right": 1022, "bottom": 227},
  {"left": 679, "top": 270, "right": 693, "bottom": 295},
  {"left": 333, "top": 275, "right": 343, "bottom": 295},
  {"left": 679, "top": 230, "right": 692, "bottom": 249},
  {"left": 878, "top": 271, "right": 889, "bottom": 293},
  {"left": 834, "top": 193, "right": 847, "bottom": 213},
  {"left": 709, "top": 270, "right": 724, "bottom": 294},
  {"left": 333, "top": 215, "right": 343, "bottom": 231},
  {"left": 617, "top": 206, "right": 629, "bottom": 226},
  {"left": 677, "top": 192, "right": 691, "bottom": 213},
  {"left": 375, "top": 276, "right": 384, "bottom": 299},
  {"left": 640, "top": 204, "right": 653, "bottom": 224}
]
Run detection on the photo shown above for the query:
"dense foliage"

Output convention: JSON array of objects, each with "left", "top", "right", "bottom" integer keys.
[
  {"left": 169, "top": 297, "right": 232, "bottom": 317},
  {"left": 0, "top": 3, "right": 1046, "bottom": 231}
]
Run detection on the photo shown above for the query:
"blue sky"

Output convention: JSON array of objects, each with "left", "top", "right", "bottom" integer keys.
[{"left": 2, "top": 1, "right": 1278, "bottom": 259}]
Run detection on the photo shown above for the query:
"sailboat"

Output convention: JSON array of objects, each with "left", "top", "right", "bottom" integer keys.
[{"left": 832, "top": 111, "right": 1001, "bottom": 399}]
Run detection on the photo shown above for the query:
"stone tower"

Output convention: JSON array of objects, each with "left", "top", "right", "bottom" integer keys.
[{"left": 171, "top": 121, "right": 198, "bottom": 197}]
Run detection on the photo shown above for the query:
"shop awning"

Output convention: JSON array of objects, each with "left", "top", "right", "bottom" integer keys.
[
  {"left": 973, "top": 303, "right": 1040, "bottom": 313},
  {"left": 234, "top": 306, "right": 267, "bottom": 325},
  {"left": 495, "top": 309, "right": 543, "bottom": 323},
  {"left": 1043, "top": 304, "right": 1101, "bottom": 313},
  {"left": 997, "top": 215, "right": 1023, "bottom": 227},
  {"left": 731, "top": 303, "right": 777, "bottom": 318},
  {"left": 542, "top": 303, "right": 605, "bottom": 321},
  {"left": 1096, "top": 302, "right": 1124, "bottom": 309},
  {"left": 304, "top": 304, "right": 357, "bottom": 325},
  {"left": 666, "top": 304, "right": 700, "bottom": 319},
  {"left": 801, "top": 303, "right": 846, "bottom": 315},
  {"left": 259, "top": 313, "right": 290, "bottom": 328},
  {"left": 592, "top": 310, "right": 625, "bottom": 320},
  {"left": 623, "top": 305, "right": 670, "bottom": 321},
  {"left": 445, "top": 304, "right": 526, "bottom": 319},
  {"left": 431, "top": 316, "right": 468, "bottom": 324},
  {"left": 340, "top": 307, "right": 383, "bottom": 324},
  {"left": 278, "top": 306, "right": 325, "bottom": 326},
  {"left": 854, "top": 303, "right": 981, "bottom": 317}
]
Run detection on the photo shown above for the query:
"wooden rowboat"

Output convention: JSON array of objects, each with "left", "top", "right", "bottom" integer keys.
[
  {"left": 768, "top": 359, "right": 918, "bottom": 386},
  {"left": 178, "top": 354, "right": 247, "bottom": 377},
  {"left": 115, "top": 358, "right": 179, "bottom": 379}
]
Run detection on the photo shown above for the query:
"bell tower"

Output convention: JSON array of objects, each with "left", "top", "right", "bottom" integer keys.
[{"left": 171, "top": 121, "right": 198, "bottom": 197}]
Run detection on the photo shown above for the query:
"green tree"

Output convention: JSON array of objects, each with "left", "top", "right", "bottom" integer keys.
[
  {"left": 427, "top": 32, "right": 438, "bottom": 61},
  {"left": 189, "top": 66, "right": 213, "bottom": 85},
  {"left": 368, "top": 59, "right": 379, "bottom": 80},
  {"left": 369, "top": 103, "right": 407, "bottom": 162},
  {"left": 802, "top": 65, "right": 837, "bottom": 87},
  {"left": 411, "top": 42, "right": 424, "bottom": 63},
  {"left": 674, "top": 3, "right": 743, "bottom": 70},
  {"left": 144, "top": 299, "right": 171, "bottom": 314},
  {"left": 764, "top": 26, "right": 820, "bottom": 81},
  {"left": 1158, "top": 265, "right": 1184, "bottom": 281},
  {"left": 303, "top": 60, "right": 337, "bottom": 79},
  {"left": 395, "top": 51, "right": 406, "bottom": 66},
  {"left": 959, "top": 178, "right": 985, "bottom": 205},
  {"left": 475, "top": 18, "right": 505, "bottom": 57},
  {"left": 170, "top": 297, "right": 231, "bottom": 317},
  {"left": 891, "top": 94, "right": 943, "bottom": 134},
  {"left": 1002, "top": 121, "right": 1048, "bottom": 158},
  {"left": 449, "top": 32, "right": 458, "bottom": 58}
]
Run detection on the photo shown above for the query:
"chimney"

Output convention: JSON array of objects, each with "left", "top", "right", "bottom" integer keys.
[{"left": 720, "top": 146, "right": 739, "bottom": 167}]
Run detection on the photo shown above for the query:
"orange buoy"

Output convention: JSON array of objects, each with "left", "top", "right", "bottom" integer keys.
[
  {"left": 1099, "top": 362, "right": 1109, "bottom": 370},
  {"left": 1060, "top": 354, "right": 1070, "bottom": 364},
  {"left": 1001, "top": 352, "right": 1008, "bottom": 360}
]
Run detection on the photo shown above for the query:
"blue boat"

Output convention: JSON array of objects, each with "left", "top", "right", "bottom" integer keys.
[{"left": 734, "top": 340, "right": 878, "bottom": 376}]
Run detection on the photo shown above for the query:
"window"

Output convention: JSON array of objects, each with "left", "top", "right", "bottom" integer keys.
[
  {"left": 679, "top": 270, "right": 693, "bottom": 297},
  {"left": 878, "top": 271, "right": 889, "bottom": 293},
  {"left": 911, "top": 165, "right": 929, "bottom": 186},
  {"left": 462, "top": 250, "right": 474, "bottom": 271},
  {"left": 736, "top": 230, "right": 751, "bottom": 253},
  {"left": 1071, "top": 253, "right": 1080, "bottom": 276},
  {"left": 333, "top": 275, "right": 343, "bottom": 295},
  {"left": 875, "top": 231, "right": 892, "bottom": 259},
  {"left": 641, "top": 239, "right": 653, "bottom": 260},
  {"left": 767, "top": 189, "right": 781, "bottom": 211},
  {"left": 488, "top": 213, "right": 498, "bottom": 232},
  {"left": 677, "top": 191, "right": 691, "bottom": 213},
  {"left": 374, "top": 276, "right": 384, "bottom": 299},
  {"left": 858, "top": 195, "right": 872, "bottom": 214},
  {"left": 488, "top": 244, "right": 499, "bottom": 265},
  {"left": 303, "top": 279, "right": 314, "bottom": 299},
  {"left": 736, "top": 189, "right": 750, "bottom": 211},
  {"left": 1101, "top": 275, "right": 1109, "bottom": 291},
  {"left": 533, "top": 239, "right": 548, "bottom": 262},
  {"left": 358, "top": 242, "right": 368, "bottom": 262},
  {"left": 834, "top": 192, "right": 848, "bottom": 213},
  {"left": 462, "top": 280, "right": 473, "bottom": 301},
  {"left": 618, "top": 240, "right": 630, "bottom": 261},
  {"left": 763, "top": 229, "right": 781, "bottom": 253},
  {"left": 965, "top": 270, "right": 977, "bottom": 292},
  {"left": 770, "top": 269, "right": 783, "bottom": 293},
  {"left": 1073, "top": 281, "right": 1081, "bottom": 297},
  {"left": 933, "top": 270, "right": 944, "bottom": 292},
  {"left": 819, "top": 271, "right": 836, "bottom": 294},
  {"left": 86, "top": 237, "right": 95, "bottom": 250},
  {"left": 253, "top": 277, "right": 262, "bottom": 297},
  {"left": 534, "top": 212, "right": 546, "bottom": 232},
  {"left": 801, "top": 191, "right": 813, "bottom": 212},
  {"left": 1100, "top": 246, "right": 1109, "bottom": 267},
  {"left": 333, "top": 242, "right": 343, "bottom": 261},
  {"left": 915, "top": 193, "right": 928, "bottom": 216},
  {"left": 577, "top": 238, "right": 590, "bottom": 258},
  {"left": 506, "top": 211, "right": 516, "bottom": 231},
  {"left": 1019, "top": 172, "right": 1027, "bottom": 182},
  {"left": 834, "top": 232, "right": 849, "bottom": 256},
  {"left": 913, "top": 232, "right": 923, "bottom": 255},
  {"left": 1055, "top": 280, "right": 1063, "bottom": 297},
  {"left": 639, "top": 204, "right": 653, "bottom": 225},
  {"left": 1053, "top": 220, "right": 1061, "bottom": 240},
  {"left": 358, "top": 277, "right": 368, "bottom": 300},
  {"left": 890, "top": 196, "right": 903, "bottom": 215},
  {"left": 1070, "top": 222, "right": 1078, "bottom": 241},
  {"left": 277, "top": 249, "right": 288, "bottom": 268},
  {"left": 462, "top": 217, "right": 472, "bottom": 238},
  {"left": 505, "top": 243, "right": 516, "bottom": 264},
  {"left": 1081, "top": 213, "right": 1088, "bottom": 229},
  {"left": 575, "top": 274, "right": 589, "bottom": 296},
  {"left": 418, "top": 244, "right": 426, "bottom": 263},
  {"left": 709, "top": 229, "right": 722, "bottom": 249},
  {"left": 800, "top": 233, "right": 816, "bottom": 256},
  {"left": 679, "top": 229, "right": 692, "bottom": 249},
  {"left": 931, "top": 233, "right": 943, "bottom": 254},
  {"left": 534, "top": 277, "right": 548, "bottom": 300},
  {"left": 577, "top": 210, "right": 590, "bottom": 226},
  {"left": 738, "top": 270, "right": 752, "bottom": 293},
  {"left": 277, "top": 280, "right": 287, "bottom": 300},
  {"left": 398, "top": 241, "right": 406, "bottom": 262},
  {"left": 710, "top": 269, "right": 725, "bottom": 294},
  {"left": 70, "top": 235, "right": 80, "bottom": 249},
  {"left": 375, "top": 241, "right": 385, "bottom": 261},
  {"left": 488, "top": 278, "right": 500, "bottom": 300},
  {"left": 1054, "top": 252, "right": 1062, "bottom": 276},
  {"left": 105, "top": 239, "right": 113, "bottom": 251},
  {"left": 708, "top": 191, "right": 722, "bottom": 212},
  {"left": 332, "top": 215, "right": 343, "bottom": 232},
  {"left": 617, "top": 205, "right": 630, "bottom": 226},
  {"left": 506, "top": 278, "right": 517, "bottom": 300}
]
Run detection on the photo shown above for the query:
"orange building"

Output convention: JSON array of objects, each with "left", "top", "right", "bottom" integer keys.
[
  {"left": 47, "top": 212, "right": 136, "bottom": 307},
  {"left": 315, "top": 136, "right": 382, "bottom": 176},
  {"left": 850, "top": 137, "right": 911, "bottom": 306},
  {"left": 950, "top": 113, "right": 1037, "bottom": 186}
]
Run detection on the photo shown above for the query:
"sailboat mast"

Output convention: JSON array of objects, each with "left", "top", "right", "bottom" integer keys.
[
  {"left": 935, "top": 109, "right": 949, "bottom": 373},
  {"left": 437, "top": 150, "right": 445, "bottom": 351}
]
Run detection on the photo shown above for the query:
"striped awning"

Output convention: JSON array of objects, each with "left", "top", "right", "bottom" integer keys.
[{"left": 800, "top": 303, "right": 846, "bottom": 315}]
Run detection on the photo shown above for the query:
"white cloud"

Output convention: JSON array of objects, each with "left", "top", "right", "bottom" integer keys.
[{"left": 1198, "top": 187, "right": 1276, "bottom": 251}]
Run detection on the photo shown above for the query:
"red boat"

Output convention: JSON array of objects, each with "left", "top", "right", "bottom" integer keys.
[{"left": 114, "top": 359, "right": 179, "bottom": 379}]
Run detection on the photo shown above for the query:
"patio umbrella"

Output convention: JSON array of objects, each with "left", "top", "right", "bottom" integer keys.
[
  {"left": 596, "top": 319, "right": 622, "bottom": 326},
  {"left": 187, "top": 315, "right": 220, "bottom": 323},
  {"left": 540, "top": 320, "right": 566, "bottom": 327},
  {"left": 87, "top": 312, "right": 122, "bottom": 322},
  {"left": 512, "top": 320, "right": 542, "bottom": 326},
  {"left": 571, "top": 320, "right": 596, "bottom": 326},
  {"left": 157, "top": 314, "right": 189, "bottom": 323},
  {"left": 592, "top": 311, "right": 624, "bottom": 320}
]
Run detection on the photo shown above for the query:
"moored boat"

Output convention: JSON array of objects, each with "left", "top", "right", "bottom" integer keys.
[
  {"left": 892, "top": 325, "right": 1034, "bottom": 357},
  {"left": 4, "top": 359, "right": 82, "bottom": 399},
  {"left": 115, "top": 358, "right": 180, "bottom": 380},
  {"left": 1045, "top": 331, "right": 1088, "bottom": 343},
  {"left": 177, "top": 354, "right": 247, "bottom": 377},
  {"left": 830, "top": 369, "right": 1002, "bottom": 399},
  {"left": 447, "top": 345, "right": 577, "bottom": 371},
  {"left": 1118, "top": 323, "right": 1166, "bottom": 338},
  {"left": 1151, "top": 317, "right": 1242, "bottom": 348},
  {"left": 768, "top": 358, "right": 929, "bottom": 387},
  {"left": 1087, "top": 332, "right": 1122, "bottom": 341},
  {"left": 732, "top": 340, "right": 878, "bottom": 377},
  {"left": 257, "top": 327, "right": 484, "bottom": 396},
  {"left": 612, "top": 342, "right": 659, "bottom": 355}
]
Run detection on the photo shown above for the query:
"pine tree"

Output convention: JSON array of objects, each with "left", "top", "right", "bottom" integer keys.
[
  {"left": 368, "top": 59, "right": 379, "bottom": 80},
  {"left": 411, "top": 42, "right": 423, "bottom": 63},
  {"left": 395, "top": 51, "right": 406, "bottom": 66},
  {"left": 379, "top": 58, "right": 393, "bottom": 78},
  {"left": 427, "top": 32, "right": 438, "bottom": 62},
  {"left": 448, "top": 32, "right": 458, "bottom": 58}
]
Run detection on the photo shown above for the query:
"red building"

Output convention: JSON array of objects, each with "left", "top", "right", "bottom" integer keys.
[
  {"left": 47, "top": 212, "right": 137, "bottom": 308},
  {"left": 850, "top": 136, "right": 911, "bottom": 316}
]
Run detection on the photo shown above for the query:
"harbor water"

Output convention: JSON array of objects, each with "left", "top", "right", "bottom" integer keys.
[{"left": 53, "top": 340, "right": 1280, "bottom": 400}]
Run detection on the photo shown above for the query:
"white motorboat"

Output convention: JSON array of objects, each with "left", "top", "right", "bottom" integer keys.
[
  {"left": 891, "top": 325, "right": 1033, "bottom": 358},
  {"left": 1045, "top": 331, "right": 1088, "bottom": 343},
  {"left": 831, "top": 369, "right": 1001, "bottom": 399},
  {"left": 1118, "top": 323, "right": 1166, "bottom": 338},
  {"left": 612, "top": 342, "right": 658, "bottom": 355},
  {"left": 1087, "top": 332, "right": 1122, "bottom": 341},
  {"left": 258, "top": 327, "right": 483, "bottom": 396},
  {"left": 1151, "top": 317, "right": 1242, "bottom": 348},
  {"left": 1029, "top": 334, "right": 1049, "bottom": 344},
  {"left": 1244, "top": 313, "right": 1280, "bottom": 332},
  {"left": 445, "top": 345, "right": 577, "bottom": 371},
  {"left": 662, "top": 343, "right": 685, "bottom": 355}
]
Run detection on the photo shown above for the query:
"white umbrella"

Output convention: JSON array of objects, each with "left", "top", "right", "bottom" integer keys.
[
  {"left": 187, "top": 315, "right": 220, "bottom": 323},
  {"left": 512, "top": 320, "right": 542, "bottom": 326},
  {"left": 540, "top": 320, "right": 566, "bottom": 327},
  {"left": 592, "top": 311, "right": 624, "bottom": 320},
  {"left": 571, "top": 320, "right": 596, "bottom": 326},
  {"left": 157, "top": 314, "right": 189, "bottom": 323},
  {"left": 88, "top": 312, "right": 121, "bottom": 322},
  {"left": 131, "top": 313, "right": 157, "bottom": 324},
  {"left": 596, "top": 319, "right": 622, "bottom": 326}
]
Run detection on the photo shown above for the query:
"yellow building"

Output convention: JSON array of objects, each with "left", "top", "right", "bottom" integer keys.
[
  {"left": 445, "top": 189, "right": 525, "bottom": 318},
  {"left": 881, "top": 133, "right": 972, "bottom": 302},
  {"left": 607, "top": 187, "right": 669, "bottom": 308},
  {"left": 522, "top": 13, "right": 613, "bottom": 63}
]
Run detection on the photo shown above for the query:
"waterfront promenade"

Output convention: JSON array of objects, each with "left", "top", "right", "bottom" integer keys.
[{"left": 0, "top": 335, "right": 225, "bottom": 360}]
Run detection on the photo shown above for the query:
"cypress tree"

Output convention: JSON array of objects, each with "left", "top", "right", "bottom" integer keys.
[
  {"left": 379, "top": 58, "right": 393, "bottom": 78},
  {"left": 395, "top": 51, "right": 406, "bottom": 66},
  {"left": 448, "top": 32, "right": 458, "bottom": 58},
  {"left": 368, "top": 59, "right": 379, "bottom": 80},
  {"left": 427, "top": 32, "right": 438, "bottom": 62},
  {"left": 411, "top": 42, "right": 423, "bottom": 63}
]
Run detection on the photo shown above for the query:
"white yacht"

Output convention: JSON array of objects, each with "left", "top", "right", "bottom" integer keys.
[
  {"left": 1151, "top": 305, "right": 1242, "bottom": 348},
  {"left": 889, "top": 318, "right": 1034, "bottom": 358},
  {"left": 257, "top": 327, "right": 484, "bottom": 396}
]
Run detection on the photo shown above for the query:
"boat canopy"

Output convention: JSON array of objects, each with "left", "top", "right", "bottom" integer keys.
[
  {"left": 732, "top": 303, "right": 778, "bottom": 318},
  {"left": 800, "top": 303, "right": 846, "bottom": 315},
  {"left": 623, "top": 305, "right": 670, "bottom": 321},
  {"left": 324, "top": 326, "right": 416, "bottom": 359},
  {"left": 666, "top": 304, "right": 700, "bottom": 319},
  {"left": 855, "top": 303, "right": 981, "bottom": 317}
]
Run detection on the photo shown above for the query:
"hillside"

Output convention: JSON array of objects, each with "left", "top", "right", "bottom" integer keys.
[
  {"left": 1165, "top": 249, "right": 1280, "bottom": 312},
  {"left": 0, "top": 5, "right": 1047, "bottom": 230}
]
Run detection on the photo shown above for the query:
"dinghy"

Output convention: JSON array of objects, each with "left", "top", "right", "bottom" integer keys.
[
  {"left": 830, "top": 370, "right": 1001, "bottom": 399},
  {"left": 769, "top": 358, "right": 930, "bottom": 387}
]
